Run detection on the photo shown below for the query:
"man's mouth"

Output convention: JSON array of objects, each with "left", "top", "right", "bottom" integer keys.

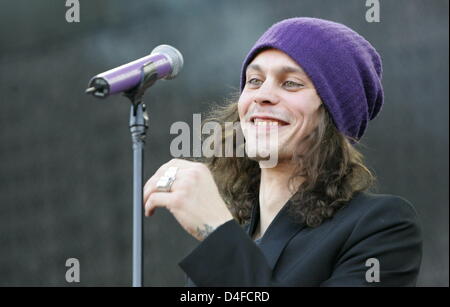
[{"left": 248, "top": 116, "right": 290, "bottom": 129}]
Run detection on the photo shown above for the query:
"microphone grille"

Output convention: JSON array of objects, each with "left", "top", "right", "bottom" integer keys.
[{"left": 151, "top": 44, "right": 184, "bottom": 80}]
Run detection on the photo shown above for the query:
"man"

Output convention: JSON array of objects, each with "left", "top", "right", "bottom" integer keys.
[{"left": 143, "top": 17, "right": 422, "bottom": 286}]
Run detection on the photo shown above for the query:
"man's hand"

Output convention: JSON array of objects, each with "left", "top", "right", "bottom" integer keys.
[{"left": 143, "top": 159, "right": 234, "bottom": 241}]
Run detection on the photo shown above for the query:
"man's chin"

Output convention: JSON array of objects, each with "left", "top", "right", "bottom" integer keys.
[
  {"left": 247, "top": 147, "right": 293, "bottom": 167},
  {"left": 246, "top": 146, "right": 276, "bottom": 159}
]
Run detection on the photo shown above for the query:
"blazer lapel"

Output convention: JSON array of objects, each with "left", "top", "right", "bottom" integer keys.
[{"left": 245, "top": 199, "right": 306, "bottom": 270}]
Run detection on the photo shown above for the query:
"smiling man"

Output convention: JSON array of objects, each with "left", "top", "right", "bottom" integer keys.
[
  {"left": 143, "top": 17, "right": 422, "bottom": 286},
  {"left": 238, "top": 48, "right": 325, "bottom": 240}
]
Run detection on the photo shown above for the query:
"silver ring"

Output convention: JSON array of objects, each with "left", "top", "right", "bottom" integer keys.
[{"left": 156, "top": 166, "right": 178, "bottom": 192}]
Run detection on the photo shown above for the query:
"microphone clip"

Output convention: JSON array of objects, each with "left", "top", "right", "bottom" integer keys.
[{"left": 124, "top": 61, "right": 158, "bottom": 108}]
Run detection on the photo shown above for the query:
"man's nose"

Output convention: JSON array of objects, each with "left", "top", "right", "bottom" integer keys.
[{"left": 252, "top": 80, "right": 280, "bottom": 105}]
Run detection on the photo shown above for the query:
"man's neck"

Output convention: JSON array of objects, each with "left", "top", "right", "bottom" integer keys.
[{"left": 254, "top": 161, "right": 303, "bottom": 240}]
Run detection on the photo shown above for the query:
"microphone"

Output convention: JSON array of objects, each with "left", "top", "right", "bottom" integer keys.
[{"left": 85, "top": 44, "right": 184, "bottom": 98}]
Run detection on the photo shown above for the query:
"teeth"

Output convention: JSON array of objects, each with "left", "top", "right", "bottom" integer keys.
[
  {"left": 253, "top": 118, "right": 287, "bottom": 126},
  {"left": 254, "top": 121, "right": 279, "bottom": 126}
]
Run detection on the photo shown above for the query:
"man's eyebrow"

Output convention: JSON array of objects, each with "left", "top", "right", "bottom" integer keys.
[{"left": 247, "top": 64, "right": 307, "bottom": 76}]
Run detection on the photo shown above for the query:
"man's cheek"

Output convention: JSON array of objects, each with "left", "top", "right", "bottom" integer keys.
[
  {"left": 237, "top": 102, "right": 244, "bottom": 119},
  {"left": 238, "top": 108, "right": 249, "bottom": 123}
]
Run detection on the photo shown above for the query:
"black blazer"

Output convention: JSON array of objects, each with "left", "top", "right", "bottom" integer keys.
[{"left": 179, "top": 191, "right": 422, "bottom": 286}]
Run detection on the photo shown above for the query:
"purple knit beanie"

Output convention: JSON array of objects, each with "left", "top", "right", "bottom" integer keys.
[{"left": 240, "top": 17, "right": 384, "bottom": 142}]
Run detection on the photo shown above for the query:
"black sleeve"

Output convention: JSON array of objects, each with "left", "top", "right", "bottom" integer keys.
[
  {"left": 320, "top": 196, "right": 423, "bottom": 286},
  {"left": 179, "top": 195, "right": 422, "bottom": 287},
  {"left": 179, "top": 220, "right": 278, "bottom": 286}
]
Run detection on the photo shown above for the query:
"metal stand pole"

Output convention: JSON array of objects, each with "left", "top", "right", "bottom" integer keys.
[{"left": 129, "top": 103, "right": 148, "bottom": 287}]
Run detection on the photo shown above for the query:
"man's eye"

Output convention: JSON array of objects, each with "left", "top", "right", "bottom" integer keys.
[
  {"left": 247, "top": 78, "right": 262, "bottom": 86},
  {"left": 284, "top": 80, "right": 303, "bottom": 88}
]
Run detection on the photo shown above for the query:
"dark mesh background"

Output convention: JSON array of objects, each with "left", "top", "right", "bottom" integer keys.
[{"left": 0, "top": 0, "right": 448, "bottom": 286}]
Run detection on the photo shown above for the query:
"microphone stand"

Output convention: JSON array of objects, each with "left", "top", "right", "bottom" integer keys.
[{"left": 123, "top": 63, "right": 158, "bottom": 287}]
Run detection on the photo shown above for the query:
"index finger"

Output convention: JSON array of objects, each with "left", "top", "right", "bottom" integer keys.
[
  {"left": 143, "top": 160, "right": 173, "bottom": 194},
  {"left": 143, "top": 158, "right": 194, "bottom": 193}
]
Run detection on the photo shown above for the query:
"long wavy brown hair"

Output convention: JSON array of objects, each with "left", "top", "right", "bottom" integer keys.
[{"left": 196, "top": 92, "right": 377, "bottom": 228}]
